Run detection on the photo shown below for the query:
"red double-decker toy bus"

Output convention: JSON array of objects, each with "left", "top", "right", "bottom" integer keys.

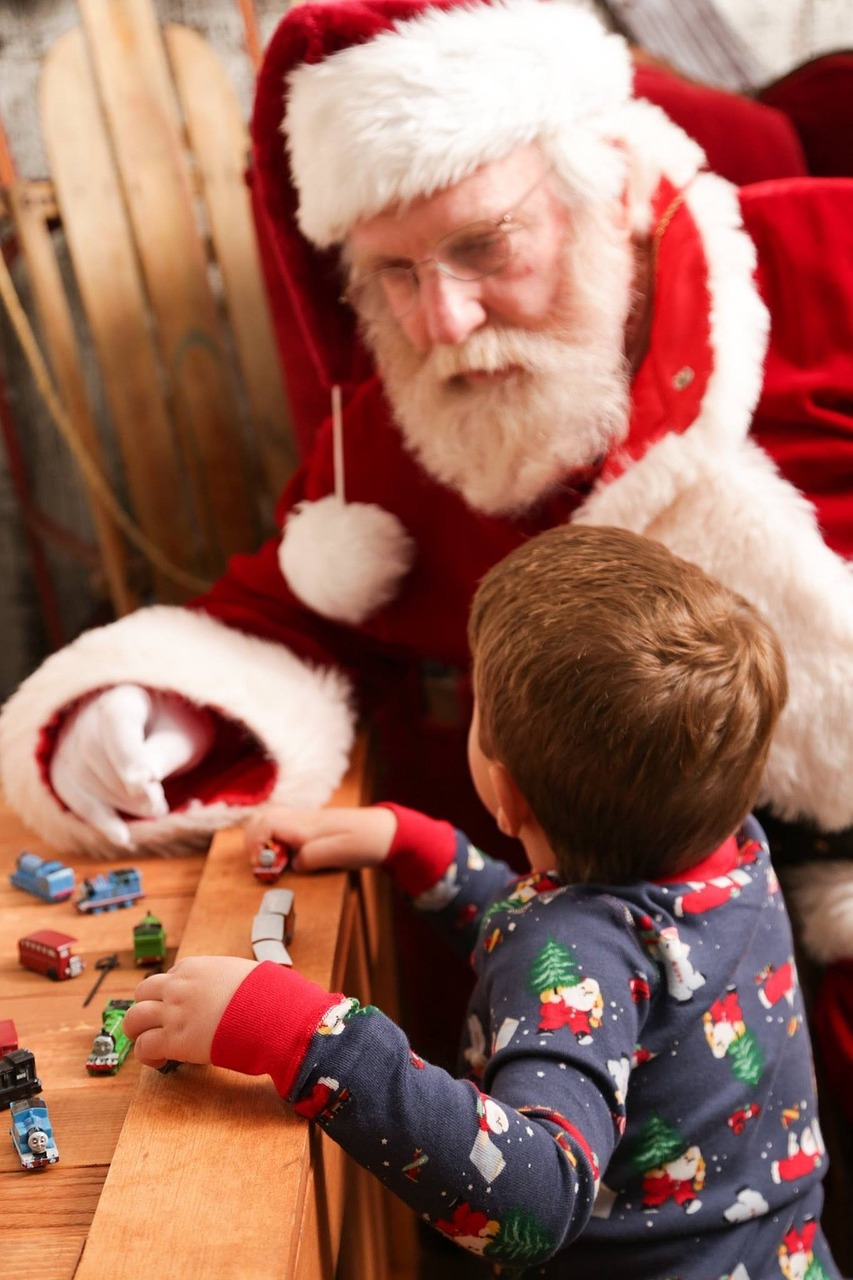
[{"left": 18, "top": 931, "right": 85, "bottom": 981}]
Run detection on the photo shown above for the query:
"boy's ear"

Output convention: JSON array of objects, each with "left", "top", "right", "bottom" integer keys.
[{"left": 489, "top": 761, "right": 531, "bottom": 838}]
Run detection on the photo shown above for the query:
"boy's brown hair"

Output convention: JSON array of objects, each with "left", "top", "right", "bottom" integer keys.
[{"left": 468, "top": 525, "right": 788, "bottom": 883}]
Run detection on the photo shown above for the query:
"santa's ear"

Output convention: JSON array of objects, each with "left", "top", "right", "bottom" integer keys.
[
  {"left": 489, "top": 761, "right": 531, "bottom": 838},
  {"left": 605, "top": 137, "right": 633, "bottom": 238}
]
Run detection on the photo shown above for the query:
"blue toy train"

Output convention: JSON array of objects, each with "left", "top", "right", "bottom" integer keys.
[
  {"left": 75, "top": 867, "right": 144, "bottom": 914},
  {"left": 10, "top": 851, "right": 75, "bottom": 902},
  {"left": 2, "top": 1028, "right": 58, "bottom": 1171},
  {"left": 10, "top": 1095, "right": 59, "bottom": 1170}
]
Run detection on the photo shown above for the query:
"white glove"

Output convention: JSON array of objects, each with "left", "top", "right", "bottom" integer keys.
[{"left": 50, "top": 685, "right": 215, "bottom": 847}]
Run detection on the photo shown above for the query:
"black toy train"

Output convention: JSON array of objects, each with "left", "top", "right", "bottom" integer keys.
[{"left": 0, "top": 1045, "right": 42, "bottom": 1110}]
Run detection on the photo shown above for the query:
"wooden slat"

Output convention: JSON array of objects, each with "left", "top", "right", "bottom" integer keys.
[
  {"left": 75, "top": 743, "right": 396, "bottom": 1280},
  {"left": 3, "top": 178, "right": 136, "bottom": 617},
  {"left": 167, "top": 23, "right": 298, "bottom": 506},
  {"left": 4, "top": 1234, "right": 85, "bottom": 1279},
  {"left": 39, "top": 30, "right": 200, "bottom": 601},
  {"left": 74, "top": 0, "right": 258, "bottom": 569}
]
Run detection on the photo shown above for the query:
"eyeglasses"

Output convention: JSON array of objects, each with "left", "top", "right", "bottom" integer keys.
[{"left": 342, "top": 169, "right": 551, "bottom": 319}]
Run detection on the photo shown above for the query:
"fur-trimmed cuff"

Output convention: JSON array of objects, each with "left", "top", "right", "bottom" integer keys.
[
  {"left": 783, "top": 861, "right": 853, "bottom": 965},
  {"left": 0, "top": 606, "right": 355, "bottom": 856}
]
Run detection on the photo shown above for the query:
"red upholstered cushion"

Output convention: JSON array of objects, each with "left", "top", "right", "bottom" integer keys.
[
  {"left": 634, "top": 60, "right": 809, "bottom": 185},
  {"left": 758, "top": 51, "right": 853, "bottom": 178}
]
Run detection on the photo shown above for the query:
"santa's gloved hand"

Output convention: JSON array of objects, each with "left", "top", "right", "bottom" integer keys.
[{"left": 50, "top": 685, "right": 215, "bottom": 846}]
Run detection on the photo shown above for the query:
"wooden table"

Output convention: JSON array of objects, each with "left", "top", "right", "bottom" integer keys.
[{"left": 1, "top": 752, "right": 414, "bottom": 1279}]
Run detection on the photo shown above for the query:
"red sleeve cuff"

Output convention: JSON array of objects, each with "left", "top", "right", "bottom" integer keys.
[
  {"left": 378, "top": 803, "right": 458, "bottom": 898},
  {"left": 210, "top": 960, "right": 343, "bottom": 1098}
]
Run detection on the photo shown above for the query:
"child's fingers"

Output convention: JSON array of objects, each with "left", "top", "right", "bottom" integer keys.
[
  {"left": 123, "top": 996, "right": 165, "bottom": 1043},
  {"left": 132, "top": 1026, "right": 170, "bottom": 1069},
  {"left": 131, "top": 971, "right": 171, "bottom": 1004},
  {"left": 243, "top": 806, "right": 326, "bottom": 858}
]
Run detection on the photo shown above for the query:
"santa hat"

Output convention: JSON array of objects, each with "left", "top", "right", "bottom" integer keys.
[
  {"left": 282, "top": 0, "right": 705, "bottom": 248},
  {"left": 271, "top": 0, "right": 708, "bottom": 626}
]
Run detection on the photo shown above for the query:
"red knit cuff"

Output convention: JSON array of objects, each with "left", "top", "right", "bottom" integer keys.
[
  {"left": 379, "top": 803, "right": 458, "bottom": 898},
  {"left": 210, "top": 960, "right": 343, "bottom": 1098}
]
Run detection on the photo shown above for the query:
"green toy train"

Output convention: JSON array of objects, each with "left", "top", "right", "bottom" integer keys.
[
  {"left": 133, "top": 912, "right": 167, "bottom": 967},
  {"left": 86, "top": 999, "right": 134, "bottom": 1075}
]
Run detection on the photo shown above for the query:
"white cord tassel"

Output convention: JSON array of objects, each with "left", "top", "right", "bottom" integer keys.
[{"left": 277, "top": 386, "right": 416, "bottom": 625}]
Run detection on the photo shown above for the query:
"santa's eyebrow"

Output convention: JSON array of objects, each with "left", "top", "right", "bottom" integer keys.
[{"left": 355, "top": 254, "right": 413, "bottom": 274}]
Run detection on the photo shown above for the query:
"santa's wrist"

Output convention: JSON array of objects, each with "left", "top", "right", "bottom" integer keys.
[
  {"left": 379, "top": 802, "right": 458, "bottom": 897},
  {"left": 210, "top": 961, "right": 343, "bottom": 1098}
]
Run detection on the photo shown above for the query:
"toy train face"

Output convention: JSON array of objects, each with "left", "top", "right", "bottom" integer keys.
[
  {"left": 252, "top": 839, "right": 291, "bottom": 883},
  {"left": 9, "top": 1096, "right": 59, "bottom": 1170},
  {"left": 18, "top": 930, "right": 84, "bottom": 981},
  {"left": 86, "top": 1000, "right": 134, "bottom": 1075}
]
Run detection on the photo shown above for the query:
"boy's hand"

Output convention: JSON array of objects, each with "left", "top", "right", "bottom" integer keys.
[
  {"left": 124, "top": 956, "right": 258, "bottom": 1069},
  {"left": 243, "top": 805, "right": 398, "bottom": 873}
]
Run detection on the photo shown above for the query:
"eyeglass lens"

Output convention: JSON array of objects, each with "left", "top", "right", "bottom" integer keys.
[
  {"left": 346, "top": 169, "right": 551, "bottom": 318},
  {"left": 378, "top": 222, "right": 512, "bottom": 316}
]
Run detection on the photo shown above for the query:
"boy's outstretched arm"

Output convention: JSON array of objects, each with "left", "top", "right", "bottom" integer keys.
[{"left": 243, "top": 804, "right": 398, "bottom": 873}]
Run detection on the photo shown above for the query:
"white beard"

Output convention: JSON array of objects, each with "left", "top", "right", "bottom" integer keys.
[{"left": 362, "top": 202, "right": 635, "bottom": 516}]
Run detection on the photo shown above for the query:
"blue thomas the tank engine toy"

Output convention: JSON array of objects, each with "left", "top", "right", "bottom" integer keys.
[
  {"left": 75, "top": 867, "right": 144, "bottom": 915},
  {"left": 10, "top": 1095, "right": 59, "bottom": 1170}
]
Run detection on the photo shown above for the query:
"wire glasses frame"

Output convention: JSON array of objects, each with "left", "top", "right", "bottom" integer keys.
[{"left": 341, "top": 168, "right": 553, "bottom": 318}]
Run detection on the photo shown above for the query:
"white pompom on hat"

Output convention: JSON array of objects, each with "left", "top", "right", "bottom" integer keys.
[
  {"left": 278, "top": 494, "right": 415, "bottom": 626},
  {"left": 277, "top": 386, "right": 416, "bottom": 626},
  {"left": 283, "top": 0, "right": 635, "bottom": 248}
]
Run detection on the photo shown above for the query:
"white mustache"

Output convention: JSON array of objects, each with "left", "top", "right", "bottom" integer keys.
[{"left": 426, "top": 327, "right": 575, "bottom": 382}]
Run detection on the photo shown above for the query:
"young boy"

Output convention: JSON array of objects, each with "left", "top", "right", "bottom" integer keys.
[{"left": 125, "top": 526, "right": 840, "bottom": 1279}]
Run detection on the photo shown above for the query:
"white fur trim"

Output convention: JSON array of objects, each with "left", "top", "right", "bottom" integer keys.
[
  {"left": 284, "top": 0, "right": 632, "bottom": 246},
  {"left": 604, "top": 98, "right": 706, "bottom": 236},
  {"left": 0, "top": 607, "right": 355, "bottom": 857},
  {"left": 783, "top": 862, "right": 853, "bottom": 964},
  {"left": 682, "top": 172, "right": 769, "bottom": 445},
  {"left": 578, "top": 434, "right": 853, "bottom": 844},
  {"left": 278, "top": 496, "right": 415, "bottom": 625}
]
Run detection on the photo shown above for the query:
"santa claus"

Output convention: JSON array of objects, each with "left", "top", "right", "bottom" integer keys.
[{"left": 1, "top": 0, "right": 852, "bottom": 1089}]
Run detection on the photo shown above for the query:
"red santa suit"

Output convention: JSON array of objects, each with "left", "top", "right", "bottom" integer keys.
[{"left": 1, "top": 0, "right": 852, "bottom": 1082}]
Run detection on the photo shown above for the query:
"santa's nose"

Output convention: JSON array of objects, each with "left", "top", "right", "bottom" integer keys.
[{"left": 403, "top": 271, "right": 486, "bottom": 351}]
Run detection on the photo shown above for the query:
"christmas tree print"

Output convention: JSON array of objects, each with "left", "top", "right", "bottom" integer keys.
[
  {"left": 481, "top": 872, "right": 557, "bottom": 928},
  {"left": 629, "top": 1114, "right": 685, "bottom": 1170},
  {"left": 806, "top": 1259, "right": 832, "bottom": 1280},
  {"left": 528, "top": 938, "right": 582, "bottom": 996},
  {"left": 484, "top": 1206, "right": 555, "bottom": 1265},
  {"left": 726, "top": 1027, "right": 764, "bottom": 1085},
  {"left": 481, "top": 895, "right": 520, "bottom": 929}
]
